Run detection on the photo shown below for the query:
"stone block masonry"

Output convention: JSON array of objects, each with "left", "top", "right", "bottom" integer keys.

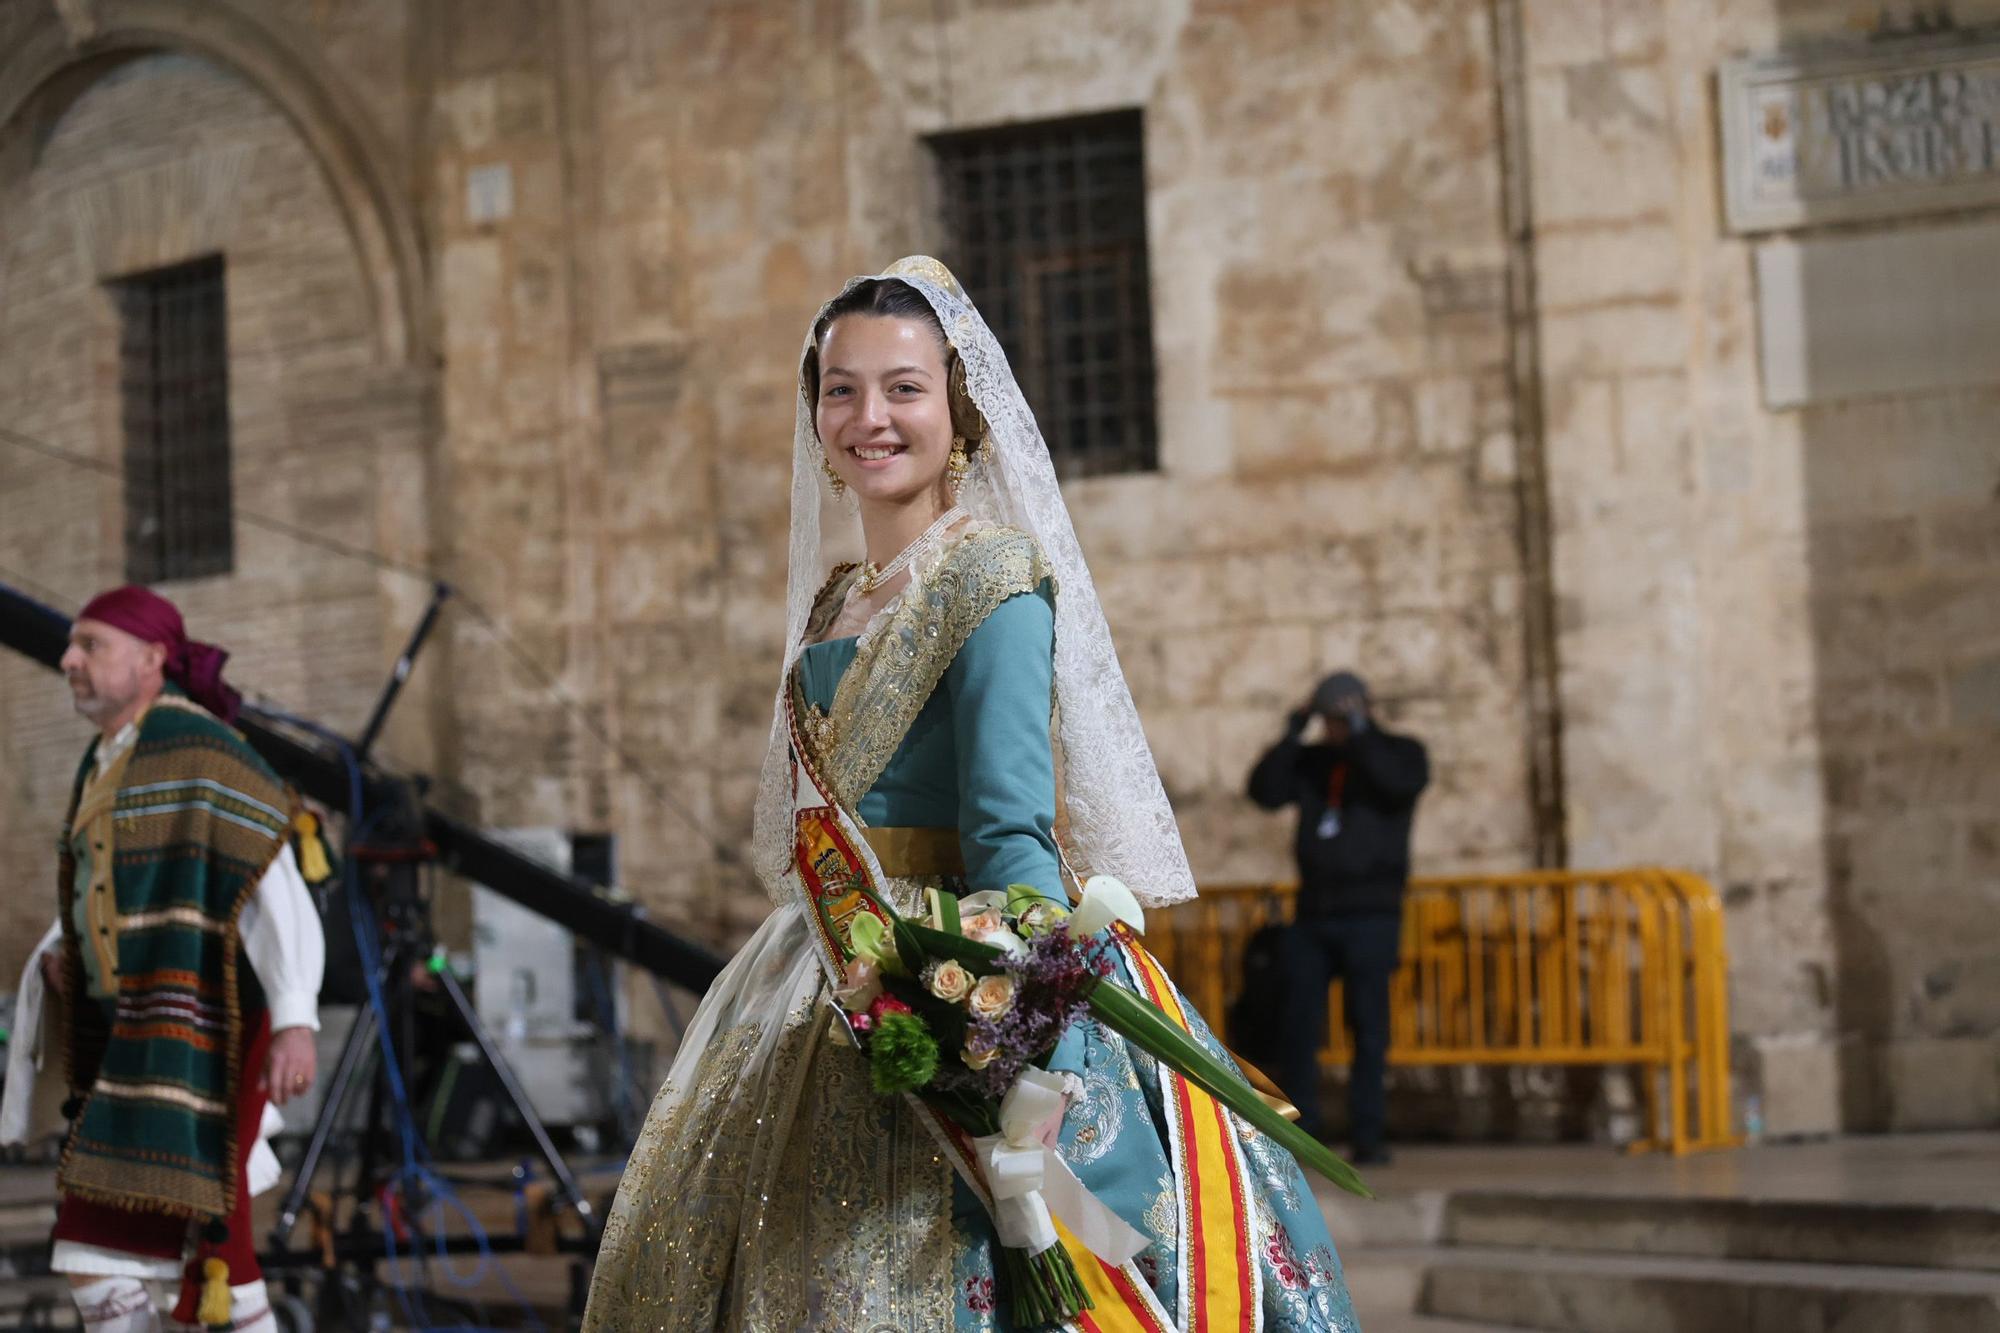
[{"left": 1, "top": 0, "right": 1994, "bottom": 1128}]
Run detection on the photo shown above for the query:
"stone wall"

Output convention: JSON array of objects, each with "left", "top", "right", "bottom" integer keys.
[
  {"left": 1516, "top": 0, "right": 1845, "bottom": 1134},
  {"left": 567, "top": 0, "right": 1541, "bottom": 966},
  {"left": 1, "top": 0, "right": 1993, "bottom": 1130},
  {"left": 1516, "top": 0, "right": 2000, "bottom": 1132},
  {"left": 0, "top": 48, "right": 412, "bottom": 974},
  {"left": 1807, "top": 385, "right": 2000, "bottom": 1129}
]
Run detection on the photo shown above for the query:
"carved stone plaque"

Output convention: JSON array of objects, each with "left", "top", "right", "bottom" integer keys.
[{"left": 1720, "top": 32, "right": 2000, "bottom": 232}]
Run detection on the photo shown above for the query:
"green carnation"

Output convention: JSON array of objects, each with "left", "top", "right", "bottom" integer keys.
[{"left": 869, "top": 1012, "right": 939, "bottom": 1094}]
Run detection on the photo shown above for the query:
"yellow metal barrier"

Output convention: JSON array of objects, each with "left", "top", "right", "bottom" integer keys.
[{"left": 1151, "top": 870, "right": 1737, "bottom": 1155}]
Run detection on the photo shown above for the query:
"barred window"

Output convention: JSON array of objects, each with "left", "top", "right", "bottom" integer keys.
[
  {"left": 111, "top": 254, "right": 234, "bottom": 583},
  {"left": 930, "top": 110, "right": 1159, "bottom": 479}
]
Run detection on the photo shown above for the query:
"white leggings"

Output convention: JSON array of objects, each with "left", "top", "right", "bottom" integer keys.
[
  {"left": 69, "top": 1276, "right": 277, "bottom": 1332},
  {"left": 68, "top": 1277, "right": 159, "bottom": 1333}
]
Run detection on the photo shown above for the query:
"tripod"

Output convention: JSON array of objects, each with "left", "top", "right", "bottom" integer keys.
[
  {"left": 263, "top": 585, "right": 600, "bottom": 1322},
  {"left": 266, "top": 812, "right": 601, "bottom": 1322}
]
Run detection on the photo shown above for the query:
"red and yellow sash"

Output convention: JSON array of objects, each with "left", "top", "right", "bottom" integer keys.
[
  {"left": 1120, "top": 934, "right": 1263, "bottom": 1333},
  {"left": 785, "top": 688, "right": 899, "bottom": 984},
  {"left": 1062, "top": 1213, "right": 1174, "bottom": 1333}
]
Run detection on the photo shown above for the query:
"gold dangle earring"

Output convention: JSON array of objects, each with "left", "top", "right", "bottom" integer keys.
[
  {"left": 945, "top": 357, "right": 985, "bottom": 492},
  {"left": 822, "top": 452, "right": 847, "bottom": 497}
]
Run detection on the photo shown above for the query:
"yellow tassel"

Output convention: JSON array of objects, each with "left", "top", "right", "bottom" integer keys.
[
  {"left": 295, "top": 812, "right": 332, "bottom": 884},
  {"left": 196, "top": 1256, "right": 232, "bottom": 1328}
]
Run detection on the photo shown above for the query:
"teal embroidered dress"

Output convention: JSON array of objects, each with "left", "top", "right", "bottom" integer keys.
[{"left": 587, "top": 527, "right": 1357, "bottom": 1332}]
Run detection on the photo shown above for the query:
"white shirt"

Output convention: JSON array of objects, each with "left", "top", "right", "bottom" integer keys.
[{"left": 234, "top": 843, "right": 326, "bottom": 1032}]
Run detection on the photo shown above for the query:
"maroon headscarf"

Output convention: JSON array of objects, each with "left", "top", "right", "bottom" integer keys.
[{"left": 76, "top": 585, "right": 242, "bottom": 724}]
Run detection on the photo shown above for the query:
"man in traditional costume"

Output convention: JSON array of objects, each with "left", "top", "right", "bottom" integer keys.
[{"left": 35, "top": 586, "right": 323, "bottom": 1332}]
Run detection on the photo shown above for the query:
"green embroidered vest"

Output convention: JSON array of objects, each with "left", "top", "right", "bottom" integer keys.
[{"left": 57, "top": 692, "right": 293, "bottom": 1221}]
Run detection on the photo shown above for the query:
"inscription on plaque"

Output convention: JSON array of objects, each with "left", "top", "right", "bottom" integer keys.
[{"left": 1721, "top": 33, "right": 2000, "bottom": 231}]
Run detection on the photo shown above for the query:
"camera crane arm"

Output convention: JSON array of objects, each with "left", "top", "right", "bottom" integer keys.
[{"left": 0, "top": 579, "right": 724, "bottom": 992}]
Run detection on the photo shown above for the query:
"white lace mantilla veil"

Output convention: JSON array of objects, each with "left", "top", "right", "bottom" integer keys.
[{"left": 750, "top": 255, "right": 1197, "bottom": 908}]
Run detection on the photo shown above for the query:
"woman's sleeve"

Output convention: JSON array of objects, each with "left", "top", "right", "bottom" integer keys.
[{"left": 945, "top": 583, "right": 1063, "bottom": 900}]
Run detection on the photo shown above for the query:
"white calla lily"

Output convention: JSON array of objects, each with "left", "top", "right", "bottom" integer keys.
[{"left": 1067, "top": 875, "right": 1146, "bottom": 939}]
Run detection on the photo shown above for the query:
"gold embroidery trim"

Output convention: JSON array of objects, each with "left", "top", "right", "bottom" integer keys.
[
  {"left": 583, "top": 992, "right": 961, "bottom": 1331},
  {"left": 71, "top": 741, "right": 139, "bottom": 988},
  {"left": 817, "top": 525, "right": 1053, "bottom": 811}
]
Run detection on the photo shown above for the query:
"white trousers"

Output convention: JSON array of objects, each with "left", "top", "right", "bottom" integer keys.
[{"left": 68, "top": 1276, "right": 277, "bottom": 1333}]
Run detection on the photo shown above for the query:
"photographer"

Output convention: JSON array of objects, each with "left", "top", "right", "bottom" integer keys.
[{"left": 1247, "top": 671, "right": 1428, "bottom": 1164}]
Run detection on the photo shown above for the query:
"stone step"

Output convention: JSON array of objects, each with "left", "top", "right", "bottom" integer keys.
[
  {"left": 1321, "top": 1185, "right": 1447, "bottom": 1248},
  {"left": 1362, "top": 1311, "right": 1540, "bottom": 1333},
  {"left": 1442, "top": 1190, "right": 2000, "bottom": 1272},
  {"left": 1348, "top": 1245, "right": 1538, "bottom": 1333},
  {"left": 1393, "top": 1243, "right": 2000, "bottom": 1333},
  {"left": 1347, "top": 1242, "right": 1426, "bottom": 1319},
  {"left": 0, "top": 1198, "right": 55, "bottom": 1240},
  {"left": 0, "top": 1276, "right": 78, "bottom": 1330}
]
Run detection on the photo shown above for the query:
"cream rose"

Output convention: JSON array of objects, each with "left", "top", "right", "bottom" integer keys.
[
  {"left": 926, "top": 959, "right": 974, "bottom": 1004},
  {"left": 963, "top": 910, "right": 1028, "bottom": 957},
  {"left": 961, "top": 1036, "right": 1001, "bottom": 1070},
  {"left": 967, "top": 974, "right": 1016, "bottom": 1021}
]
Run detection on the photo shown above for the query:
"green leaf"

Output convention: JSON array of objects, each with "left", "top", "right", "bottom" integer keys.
[
  {"left": 902, "top": 921, "right": 1005, "bottom": 969},
  {"left": 1087, "top": 982, "right": 1373, "bottom": 1199},
  {"left": 891, "top": 918, "right": 933, "bottom": 974},
  {"left": 1006, "top": 883, "right": 1068, "bottom": 915},
  {"left": 849, "top": 885, "right": 919, "bottom": 974},
  {"left": 933, "top": 886, "right": 962, "bottom": 935}
]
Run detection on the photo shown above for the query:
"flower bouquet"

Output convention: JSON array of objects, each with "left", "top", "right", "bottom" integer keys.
[{"left": 833, "top": 877, "right": 1370, "bottom": 1327}]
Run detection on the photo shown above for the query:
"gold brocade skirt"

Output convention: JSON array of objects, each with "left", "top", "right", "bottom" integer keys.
[{"left": 582, "top": 890, "right": 966, "bottom": 1332}]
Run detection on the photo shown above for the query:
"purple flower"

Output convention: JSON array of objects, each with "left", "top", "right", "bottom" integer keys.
[{"left": 930, "top": 928, "right": 1109, "bottom": 1098}]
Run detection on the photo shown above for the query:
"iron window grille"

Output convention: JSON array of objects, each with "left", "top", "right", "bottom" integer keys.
[
  {"left": 111, "top": 254, "right": 234, "bottom": 583},
  {"left": 930, "top": 110, "right": 1159, "bottom": 479}
]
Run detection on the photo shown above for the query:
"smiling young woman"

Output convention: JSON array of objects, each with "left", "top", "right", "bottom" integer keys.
[
  {"left": 803, "top": 277, "right": 990, "bottom": 637},
  {"left": 583, "top": 259, "right": 1359, "bottom": 1332},
  {"left": 813, "top": 296, "right": 955, "bottom": 512}
]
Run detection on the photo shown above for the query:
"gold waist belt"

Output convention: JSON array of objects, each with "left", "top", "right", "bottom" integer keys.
[{"left": 863, "top": 826, "right": 965, "bottom": 879}]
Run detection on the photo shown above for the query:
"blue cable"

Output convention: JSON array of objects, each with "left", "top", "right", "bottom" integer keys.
[{"left": 254, "top": 708, "right": 549, "bottom": 1332}]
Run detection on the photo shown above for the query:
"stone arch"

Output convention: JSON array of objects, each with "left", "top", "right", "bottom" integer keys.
[{"left": 0, "top": 0, "right": 430, "bottom": 366}]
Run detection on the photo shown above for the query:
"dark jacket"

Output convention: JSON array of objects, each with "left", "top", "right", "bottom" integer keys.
[{"left": 1247, "top": 714, "right": 1429, "bottom": 917}]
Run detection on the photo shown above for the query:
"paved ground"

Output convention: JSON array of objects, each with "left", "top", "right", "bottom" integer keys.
[
  {"left": 5, "top": 1133, "right": 1997, "bottom": 1328},
  {"left": 1313, "top": 1129, "right": 2000, "bottom": 1213},
  {"left": 1315, "top": 1132, "right": 2000, "bottom": 1333}
]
